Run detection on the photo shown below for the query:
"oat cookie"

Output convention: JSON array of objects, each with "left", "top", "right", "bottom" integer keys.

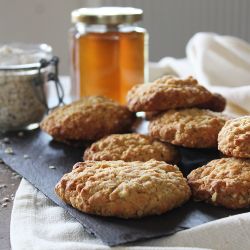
[
  {"left": 55, "top": 160, "right": 191, "bottom": 218},
  {"left": 40, "top": 96, "right": 135, "bottom": 142},
  {"left": 145, "top": 93, "right": 226, "bottom": 121},
  {"left": 149, "top": 108, "right": 229, "bottom": 148},
  {"left": 197, "top": 93, "right": 226, "bottom": 112},
  {"left": 218, "top": 116, "right": 250, "bottom": 158},
  {"left": 127, "top": 76, "right": 213, "bottom": 112},
  {"left": 84, "top": 133, "right": 179, "bottom": 163},
  {"left": 187, "top": 158, "right": 250, "bottom": 209}
]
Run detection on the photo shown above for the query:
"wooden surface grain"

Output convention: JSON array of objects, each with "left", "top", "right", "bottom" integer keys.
[{"left": 0, "top": 163, "right": 21, "bottom": 250}]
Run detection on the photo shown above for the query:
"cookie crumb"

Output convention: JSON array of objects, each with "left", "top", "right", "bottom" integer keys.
[
  {"left": 1, "top": 203, "right": 8, "bottom": 208},
  {"left": 23, "top": 154, "right": 30, "bottom": 159},
  {"left": 11, "top": 173, "right": 21, "bottom": 179},
  {"left": 0, "top": 184, "right": 7, "bottom": 189},
  {"left": 5, "top": 147, "right": 14, "bottom": 154},
  {"left": 2, "top": 197, "right": 10, "bottom": 203}
]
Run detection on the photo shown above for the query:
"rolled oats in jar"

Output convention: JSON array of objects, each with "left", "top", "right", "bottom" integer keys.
[{"left": 0, "top": 44, "right": 64, "bottom": 132}]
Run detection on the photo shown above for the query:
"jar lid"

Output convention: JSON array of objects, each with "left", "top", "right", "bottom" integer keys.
[
  {"left": 71, "top": 7, "right": 143, "bottom": 25},
  {"left": 0, "top": 43, "right": 52, "bottom": 70}
]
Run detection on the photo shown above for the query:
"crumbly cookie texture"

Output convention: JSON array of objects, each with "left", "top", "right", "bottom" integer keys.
[
  {"left": 83, "top": 133, "right": 179, "bottom": 163},
  {"left": 197, "top": 93, "right": 226, "bottom": 112},
  {"left": 149, "top": 108, "right": 229, "bottom": 148},
  {"left": 187, "top": 158, "right": 250, "bottom": 209},
  {"left": 218, "top": 116, "right": 250, "bottom": 158},
  {"left": 126, "top": 75, "right": 213, "bottom": 112},
  {"left": 40, "top": 96, "right": 135, "bottom": 141},
  {"left": 55, "top": 160, "right": 191, "bottom": 218},
  {"left": 145, "top": 93, "right": 226, "bottom": 121}
]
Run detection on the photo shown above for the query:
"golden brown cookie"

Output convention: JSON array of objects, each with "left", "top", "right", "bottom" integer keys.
[
  {"left": 144, "top": 111, "right": 161, "bottom": 121},
  {"left": 218, "top": 116, "right": 250, "bottom": 158},
  {"left": 40, "top": 96, "right": 135, "bottom": 142},
  {"left": 149, "top": 108, "right": 229, "bottom": 148},
  {"left": 187, "top": 158, "right": 250, "bottom": 209},
  {"left": 197, "top": 93, "right": 226, "bottom": 112},
  {"left": 83, "top": 133, "right": 179, "bottom": 163},
  {"left": 127, "top": 76, "right": 213, "bottom": 112},
  {"left": 144, "top": 93, "right": 226, "bottom": 121},
  {"left": 55, "top": 160, "right": 191, "bottom": 218}
]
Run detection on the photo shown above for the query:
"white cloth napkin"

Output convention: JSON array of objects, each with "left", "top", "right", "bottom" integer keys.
[
  {"left": 10, "top": 33, "right": 250, "bottom": 250},
  {"left": 149, "top": 32, "right": 250, "bottom": 115},
  {"left": 11, "top": 179, "right": 250, "bottom": 250}
]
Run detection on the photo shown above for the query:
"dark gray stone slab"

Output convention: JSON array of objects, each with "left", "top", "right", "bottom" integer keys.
[{"left": 0, "top": 128, "right": 247, "bottom": 246}]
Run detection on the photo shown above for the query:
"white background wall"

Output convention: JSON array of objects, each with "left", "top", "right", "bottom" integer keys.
[{"left": 0, "top": 0, "right": 250, "bottom": 74}]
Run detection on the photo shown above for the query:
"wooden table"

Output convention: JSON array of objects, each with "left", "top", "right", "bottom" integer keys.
[{"left": 0, "top": 163, "right": 21, "bottom": 250}]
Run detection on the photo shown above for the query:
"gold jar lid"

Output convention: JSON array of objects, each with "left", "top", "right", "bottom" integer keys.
[{"left": 71, "top": 7, "right": 143, "bottom": 25}]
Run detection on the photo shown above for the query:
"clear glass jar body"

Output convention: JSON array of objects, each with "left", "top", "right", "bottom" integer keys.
[
  {"left": 70, "top": 23, "right": 148, "bottom": 104},
  {"left": 0, "top": 43, "right": 63, "bottom": 132},
  {"left": 0, "top": 68, "right": 47, "bottom": 131}
]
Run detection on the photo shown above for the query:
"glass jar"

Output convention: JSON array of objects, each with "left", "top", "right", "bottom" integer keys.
[
  {"left": 70, "top": 7, "right": 148, "bottom": 104},
  {"left": 0, "top": 44, "right": 64, "bottom": 132}
]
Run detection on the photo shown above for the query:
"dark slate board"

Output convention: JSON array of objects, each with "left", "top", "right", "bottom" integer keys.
[{"left": 0, "top": 128, "right": 248, "bottom": 246}]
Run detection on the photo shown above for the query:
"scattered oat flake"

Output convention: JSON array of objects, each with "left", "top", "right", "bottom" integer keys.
[
  {"left": 13, "top": 175, "right": 21, "bottom": 179},
  {"left": 23, "top": 154, "right": 30, "bottom": 159},
  {"left": 18, "top": 131, "right": 24, "bottom": 137},
  {"left": 49, "top": 165, "right": 56, "bottom": 169},
  {"left": 1, "top": 203, "right": 7, "bottom": 208},
  {"left": 2, "top": 197, "right": 10, "bottom": 202},
  {"left": 5, "top": 147, "right": 14, "bottom": 154},
  {"left": 0, "top": 184, "right": 7, "bottom": 189}
]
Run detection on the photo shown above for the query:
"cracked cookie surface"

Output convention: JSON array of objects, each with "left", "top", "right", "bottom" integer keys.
[
  {"left": 145, "top": 93, "right": 226, "bottom": 120},
  {"left": 187, "top": 158, "right": 250, "bottom": 209},
  {"left": 55, "top": 160, "right": 191, "bottom": 218},
  {"left": 40, "top": 96, "right": 135, "bottom": 142},
  {"left": 127, "top": 76, "right": 213, "bottom": 112},
  {"left": 149, "top": 108, "right": 229, "bottom": 148},
  {"left": 218, "top": 116, "right": 250, "bottom": 158},
  {"left": 84, "top": 133, "right": 179, "bottom": 163}
]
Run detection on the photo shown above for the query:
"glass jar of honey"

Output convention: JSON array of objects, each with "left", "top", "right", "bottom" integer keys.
[{"left": 70, "top": 7, "right": 148, "bottom": 104}]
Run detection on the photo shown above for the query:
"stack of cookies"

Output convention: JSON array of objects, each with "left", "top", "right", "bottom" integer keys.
[
  {"left": 188, "top": 116, "right": 250, "bottom": 209},
  {"left": 127, "top": 75, "right": 228, "bottom": 148}
]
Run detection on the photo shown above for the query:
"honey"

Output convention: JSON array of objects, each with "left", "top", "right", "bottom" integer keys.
[{"left": 70, "top": 7, "right": 148, "bottom": 104}]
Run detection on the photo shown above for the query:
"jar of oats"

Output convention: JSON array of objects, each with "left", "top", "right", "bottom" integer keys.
[{"left": 0, "top": 44, "right": 64, "bottom": 132}]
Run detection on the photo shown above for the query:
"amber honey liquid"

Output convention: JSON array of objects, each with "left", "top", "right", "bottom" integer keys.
[{"left": 73, "top": 30, "right": 146, "bottom": 104}]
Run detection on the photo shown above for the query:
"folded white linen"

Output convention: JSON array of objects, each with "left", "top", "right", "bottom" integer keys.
[
  {"left": 150, "top": 33, "right": 250, "bottom": 115},
  {"left": 13, "top": 179, "right": 250, "bottom": 250},
  {"left": 10, "top": 33, "right": 250, "bottom": 249}
]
